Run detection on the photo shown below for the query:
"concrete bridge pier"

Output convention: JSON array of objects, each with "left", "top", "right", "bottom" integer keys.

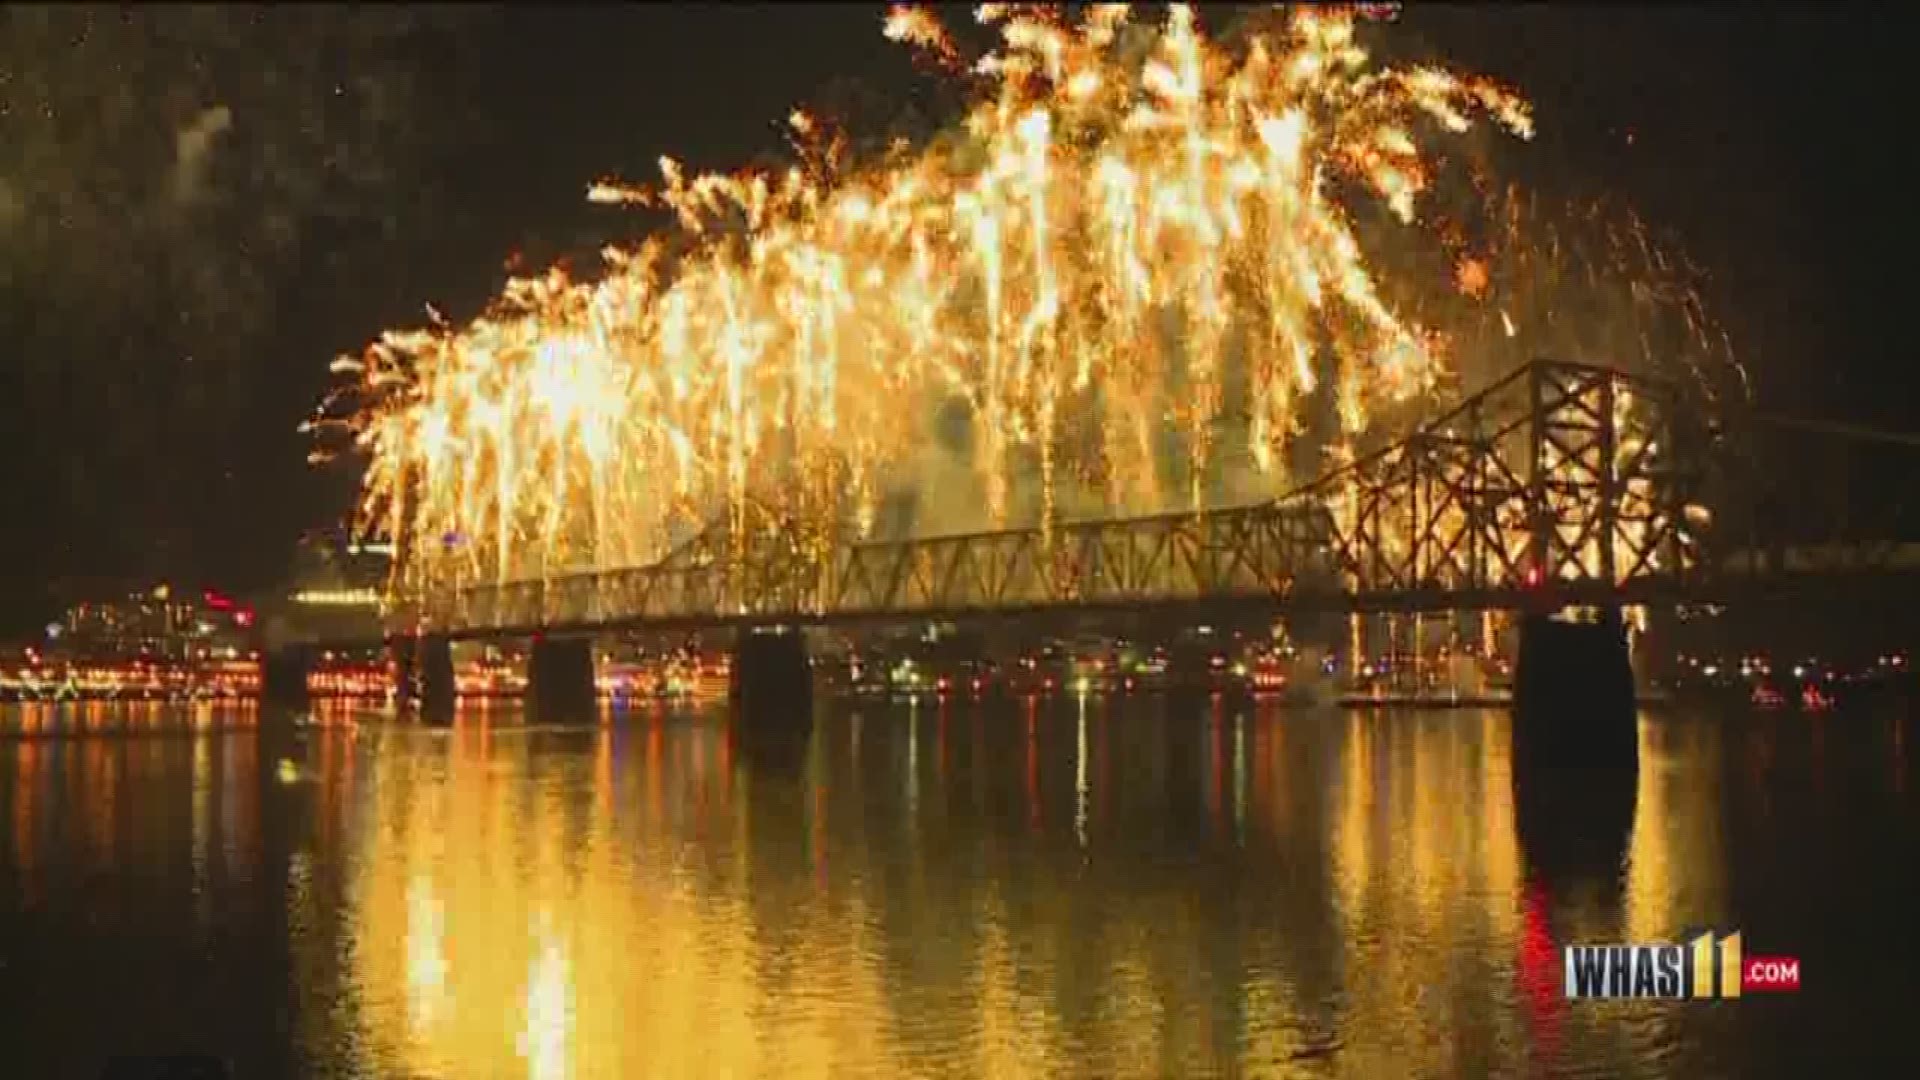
[
  {"left": 529, "top": 636, "right": 597, "bottom": 723},
  {"left": 731, "top": 628, "right": 813, "bottom": 757},
  {"left": 261, "top": 644, "right": 313, "bottom": 710},
  {"left": 395, "top": 636, "right": 455, "bottom": 723},
  {"left": 1511, "top": 609, "right": 1638, "bottom": 877},
  {"left": 1513, "top": 610, "right": 1637, "bottom": 761}
]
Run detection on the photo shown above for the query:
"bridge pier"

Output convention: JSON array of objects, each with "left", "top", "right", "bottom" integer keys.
[
  {"left": 1511, "top": 609, "right": 1638, "bottom": 875},
  {"left": 1513, "top": 610, "right": 1637, "bottom": 763},
  {"left": 529, "top": 636, "right": 597, "bottom": 723},
  {"left": 261, "top": 643, "right": 313, "bottom": 710},
  {"left": 395, "top": 636, "right": 455, "bottom": 723},
  {"left": 731, "top": 627, "right": 813, "bottom": 755}
]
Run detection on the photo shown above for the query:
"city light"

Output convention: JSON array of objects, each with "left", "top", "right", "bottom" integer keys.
[{"left": 294, "top": 588, "right": 383, "bottom": 607}]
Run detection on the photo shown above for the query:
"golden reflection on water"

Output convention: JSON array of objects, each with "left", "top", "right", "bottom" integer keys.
[
  {"left": 345, "top": 715, "right": 910, "bottom": 1078},
  {"left": 1327, "top": 709, "right": 1524, "bottom": 1075},
  {"left": 320, "top": 705, "right": 1596, "bottom": 1078},
  {"left": 1625, "top": 715, "right": 1728, "bottom": 944},
  {"left": 0, "top": 700, "right": 1793, "bottom": 1078},
  {"left": 11, "top": 733, "right": 36, "bottom": 896}
]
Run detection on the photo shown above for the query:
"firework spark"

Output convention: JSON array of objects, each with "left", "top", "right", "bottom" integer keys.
[{"left": 315, "top": 4, "right": 1720, "bottom": 603}]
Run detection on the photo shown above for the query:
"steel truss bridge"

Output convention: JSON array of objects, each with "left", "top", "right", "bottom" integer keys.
[{"left": 388, "top": 359, "right": 1920, "bottom": 640}]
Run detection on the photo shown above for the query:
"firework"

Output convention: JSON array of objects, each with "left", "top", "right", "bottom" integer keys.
[{"left": 314, "top": 4, "right": 1716, "bottom": 604}]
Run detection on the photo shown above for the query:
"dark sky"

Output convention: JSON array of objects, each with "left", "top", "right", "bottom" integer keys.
[{"left": 0, "top": 4, "right": 1905, "bottom": 633}]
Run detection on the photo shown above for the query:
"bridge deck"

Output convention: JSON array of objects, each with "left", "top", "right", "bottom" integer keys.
[{"left": 379, "top": 360, "right": 1920, "bottom": 640}]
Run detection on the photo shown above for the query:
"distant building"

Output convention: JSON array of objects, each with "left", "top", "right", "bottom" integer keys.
[
  {"left": 51, "top": 583, "right": 254, "bottom": 661},
  {"left": 262, "top": 531, "right": 393, "bottom": 647},
  {"left": 287, "top": 530, "right": 391, "bottom": 605}
]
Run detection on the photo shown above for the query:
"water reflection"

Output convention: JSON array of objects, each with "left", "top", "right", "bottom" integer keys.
[
  {"left": 0, "top": 707, "right": 274, "bottom": 1076},
  {"left": 1624, "top": 718, "right": 1729, "bottom": 944},
  {"left": 306, "top": 704, "right": 1634, "bottom": 1078},
  {"left": 1, "top": 712, "right": 262, "bottom": 917},
  {"left": 2, "top": 699, "right": 1911, "bottom": 1077},
  {"left": 1, "top": 698, "right": 258, "bottom": 739}
]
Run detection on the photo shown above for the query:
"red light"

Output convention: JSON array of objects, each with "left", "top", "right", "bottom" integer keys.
[
  {"left": 233, "top": 609, "right": 255, "bottom": 628},
  {"left": 1524, "top": 566, "right": 1542, "bottom": 588}
]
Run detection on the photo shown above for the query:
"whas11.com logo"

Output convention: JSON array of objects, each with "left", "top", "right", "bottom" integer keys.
[{"left": 1563, "top": 931, "right": 1801, "bottom": 1001}]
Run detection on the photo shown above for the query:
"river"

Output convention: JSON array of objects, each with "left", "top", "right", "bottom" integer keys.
[{"left": 0, "top": 697, "right": 1910, "bottom": 1077}]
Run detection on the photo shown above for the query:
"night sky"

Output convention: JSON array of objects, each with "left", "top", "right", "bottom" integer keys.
[{"left": 0, "top": 4, "right": 1905, "bottom": 634}]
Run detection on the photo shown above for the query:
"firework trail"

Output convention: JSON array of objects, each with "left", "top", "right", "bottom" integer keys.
[{"left": 313, "top": 4, "right": 1730, "bottom": 601}]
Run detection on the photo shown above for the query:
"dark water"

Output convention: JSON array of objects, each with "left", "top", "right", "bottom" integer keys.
[{"left": 0, "top": 696, "right": 1912, "bottom": 1078}]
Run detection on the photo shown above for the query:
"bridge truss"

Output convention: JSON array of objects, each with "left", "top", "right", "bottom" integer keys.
[{"left": 391, "top": 359, "right": 1733, "bottom": 638}]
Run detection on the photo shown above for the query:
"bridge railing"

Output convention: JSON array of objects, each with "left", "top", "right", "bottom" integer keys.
[
  {"left": 397, "top": 500, "right": 1346, "bottom": 632},
  {"left": 824, "top": 501, "right": 1344, "bottom": 616}
]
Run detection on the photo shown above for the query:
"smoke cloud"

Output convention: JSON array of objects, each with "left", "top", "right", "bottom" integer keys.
[{"left": 172, "top": 104, "right": 232, "bottom": 206}]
